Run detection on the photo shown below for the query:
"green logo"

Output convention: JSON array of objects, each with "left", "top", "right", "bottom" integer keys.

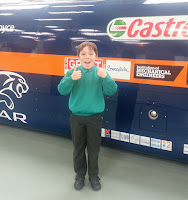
[{"left": 108, "top": 19, "right": 127, "bottom": 38}]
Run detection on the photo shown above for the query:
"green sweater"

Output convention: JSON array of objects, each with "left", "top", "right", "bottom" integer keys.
[{"left": 58, "top": 65, "right": 117, "bottom": 116}]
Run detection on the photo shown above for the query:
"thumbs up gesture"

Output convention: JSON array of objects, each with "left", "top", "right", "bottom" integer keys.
[
  {"left": 97, "top": 64, "right": 107, "bottom": 78},
  {"left": 71, "top": 66, "right": 82, "bottom": 80}
]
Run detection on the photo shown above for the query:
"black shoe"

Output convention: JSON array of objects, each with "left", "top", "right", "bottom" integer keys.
[
  {"left": 74, "top": 177, "right": 85, "bottom": 190},
  {"left": 89, "top": 176, "right": 101, "bottom": 191}
]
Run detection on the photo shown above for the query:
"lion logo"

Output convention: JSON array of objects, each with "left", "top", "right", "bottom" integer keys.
[{"left": 0, "top": 71, "right": 29, "bottom": 110}]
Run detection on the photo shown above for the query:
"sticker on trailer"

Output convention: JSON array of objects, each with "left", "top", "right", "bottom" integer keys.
[
  {"left": 151, "top": 138, "right": 161, "bottom": 149},
  {"left": 64, "top": 57, "right": 103, "bottom": 74},
  {"left": 134, "top": 64, "right": 184, "bottom": 81},
  {"left": 120, "top": 132, "right": 129, "bottom": 142},
  {"left": 101, "top": 128, "right": 105, "bottom": 137},
  {"left": 106, "top": 60, "right": 131, "bottom": 80},
  {"left": 162, "top": 140, "right": 172, "bottom": 151},
  {"left": 184, "top": 144, "right": 188, "bottom": 155},
  {"left": 105, "top": 129, "right": 111, "bottom": 138},
  {"left": 111, "top": 130, "right": 120, "bottom": 140},
  {"left": 130, "top": 134, "right": 140, "bottom": 145},
  {"left": 140, "top": 136, "right": 150, "bottom": 147}
]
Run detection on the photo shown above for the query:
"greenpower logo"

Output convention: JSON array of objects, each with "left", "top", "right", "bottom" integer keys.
[{"left": 108, "top": 19, "right": 127, "bottom": 38}]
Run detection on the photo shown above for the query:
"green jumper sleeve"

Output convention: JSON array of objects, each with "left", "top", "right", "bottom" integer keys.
[
  {"left": 58, "top": 69, "right": 75, "bottom": 96},
  {"left": 102, "top": 73, "right": 118, "bottom": 96}
]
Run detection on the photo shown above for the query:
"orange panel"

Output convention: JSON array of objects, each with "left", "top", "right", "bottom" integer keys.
[{"left": 0, "top": 51, "right": 188, "bottom": 88}]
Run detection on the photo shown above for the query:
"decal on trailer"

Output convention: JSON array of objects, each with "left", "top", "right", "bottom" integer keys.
[
  {"left": 184, "top": 144, "right": 188, "bottom": 155},
  {"left": 151, "top": 138, "right": 161, "bottom": 149},
  {"left": 0, "top": 71, "right": 29, "bottom": 124},
  {"left": 101, "top": 129, "right": 173, "bottom": 152},
  {"left": 64, "top": 57, "right": 103, "bottom": 74},
  {"left": 0, "top": 71, "right": 29, "bottom": 110},
  {"left": 107, "top": 15, "right": 188, "bottom": 40},
  {"left": 106, "top": 60, "right": 131, "bottom": 80},
  {"left": 134, "top": 64, "right": 184, "bottom": 81},
  {"left": 0, "top": 25, "right": 15, "bottom": 33},
  {"left": 162, "top": 140, "right": 172, "bottom": 151}
]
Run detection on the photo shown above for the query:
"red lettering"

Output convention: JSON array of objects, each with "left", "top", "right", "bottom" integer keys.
[
  {"left": 125, "top": 17, "right": 188, "bottom": 39},
  {"left": 172, "top": 21, "right": 186, "bottom": 37},
  {"left": 164, "top": 18, "right": 175, "bottom": 37},
  {"left": 128, "top": 19, "right": 142, "bottom": 38},
  {"left": 182, "top": 22, "right": 188, "bottom": 37},
  {"left": 167, "top": 142, "right": 171, "bottom": 149},
  {"left": 105, "top": 129, "right": 110, "bottom": 135},
  {"left": 152, "top": 22, "right": 165, "bottom": 37},
  {"left": 140, "top": 22, "right": 153, "bottom": 37},
  {"left": 69, "top": 60, "right": 75, "bottom": 68},
  {"left": 76, "top": 60, "right": 81, "bottom": 67},
  {"left": 95, "top": 61, "right": 102, "bottom": 68}
]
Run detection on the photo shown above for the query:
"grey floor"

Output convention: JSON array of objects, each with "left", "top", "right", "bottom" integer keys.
[{"left": 0, "top": 124, "right": 187, "bottom": 200}]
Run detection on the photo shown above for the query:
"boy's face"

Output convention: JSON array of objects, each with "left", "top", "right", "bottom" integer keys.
[{"left": 78, "top": 46, "right": 97, "bottom": 69}]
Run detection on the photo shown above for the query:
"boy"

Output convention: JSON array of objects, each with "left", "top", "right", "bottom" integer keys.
[{"left": 58, "top": 42, "right": 117, "bottom": 191}]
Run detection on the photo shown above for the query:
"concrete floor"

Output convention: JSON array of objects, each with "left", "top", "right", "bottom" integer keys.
[{"left": 0, "top": 124, "right": 187, "bottom": 200}]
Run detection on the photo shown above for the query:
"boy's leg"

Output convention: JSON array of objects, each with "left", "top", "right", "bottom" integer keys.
[
  {"left": 70, "top": 114, "right": 87, "bottom": 179},
  {"left": 86, "top": 114, "right": 102, "bottom": 178}
]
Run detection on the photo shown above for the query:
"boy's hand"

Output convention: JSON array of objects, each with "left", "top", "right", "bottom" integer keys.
[
  {"left": 97, "top": 64, "right": 107, "bottom": 78},
  {"left": 71, "top": 66, "right": 82, "bottom": 80}
]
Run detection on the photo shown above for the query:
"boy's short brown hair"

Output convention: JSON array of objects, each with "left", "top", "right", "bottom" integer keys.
[{"left": 76, "top": 42, "right": 98, "bottom": 56}]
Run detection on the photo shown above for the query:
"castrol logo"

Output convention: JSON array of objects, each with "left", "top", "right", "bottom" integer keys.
[{"left": 107, "top": 15, "right": 188, "bottom": 40}]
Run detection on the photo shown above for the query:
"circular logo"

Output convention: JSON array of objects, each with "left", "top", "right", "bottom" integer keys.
[{"left": 108, "top": 19, "right": 127, "bottom": 38}]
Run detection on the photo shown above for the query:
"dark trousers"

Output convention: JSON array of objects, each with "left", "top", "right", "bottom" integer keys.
[{"left": 70, "top": 113, "right": 102, "bottom": 178}]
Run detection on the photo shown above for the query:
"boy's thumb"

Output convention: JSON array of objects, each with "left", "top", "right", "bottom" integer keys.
[{"left": 74, "top": 66, "right": 77, "bottom": 71}]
